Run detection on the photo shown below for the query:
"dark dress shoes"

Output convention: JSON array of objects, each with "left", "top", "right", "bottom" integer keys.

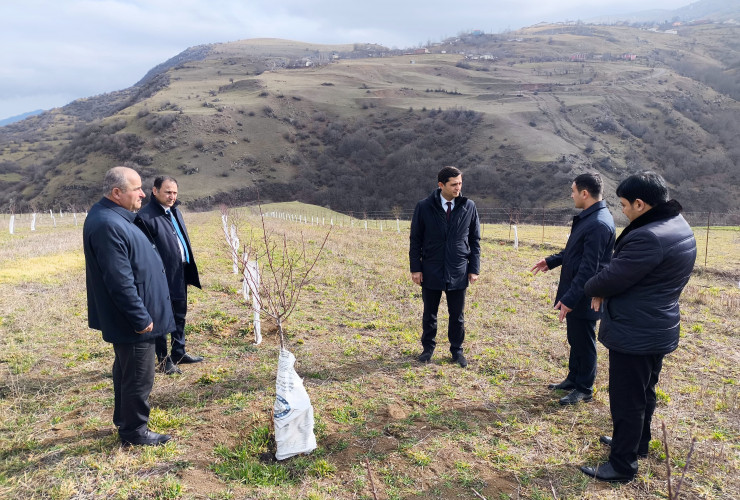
[
  {"left": 452, "top": 352, "right": 468, "bottom": 368},
  {"left": 417, "top": 350, "right": 433, "bottom": 363},
  {"left": 173, "top": 353, "right": 204, "bottom": 364},
  {"left": 121, "top": 430, "right": 172, "bottom": 447},
  {"left": 580, "top": 462, "right": 634, "bottom": 483},
  {"left": 157, "top": 357, "right": 182, "bottom": 375},
  {"left": 599, "top": 435, "right": 648, "bottom": 458},
  {"left": 559, "top": 389, "right": 593, "bottom": 405},
  {"left": 548, "top": 379, "right": 576, "bottom": 390}
]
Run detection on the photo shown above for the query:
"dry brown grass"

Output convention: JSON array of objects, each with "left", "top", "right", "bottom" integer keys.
[{"left": 0, "top": 205, "right": 738, "bottom": 499}]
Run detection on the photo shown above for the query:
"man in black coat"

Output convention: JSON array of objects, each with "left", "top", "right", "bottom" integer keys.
[
  {"left": 531, "top": 173, "right": 615, "bottom": 405},
  {"left": 138, "top": 176, "right": 202, "bottom": 375},
  {"left": 580, "top": 171, "right": 697, "bottom": 483},
  {"left": 83, "top": 166, "right": 175, "bottom": 446},
  {"left": 409, "top": 166, "right": 481, "bottom": 367}
]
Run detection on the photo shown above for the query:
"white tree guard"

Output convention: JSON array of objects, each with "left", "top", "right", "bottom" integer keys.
[
  {"left": 230, "top": 224, "right": 239, "bottom": 274},
  {"left": 513, "top": 225, "right": 519, "bottom": 249},
  {"left": 31, "top": 213, "right": 36, "bottom": 231},
  {"left": 9, "top": 215, "right": 14, "bottom": 234},
  {"left": 241, "top": 258, "right": 261, "bottom": 345}
]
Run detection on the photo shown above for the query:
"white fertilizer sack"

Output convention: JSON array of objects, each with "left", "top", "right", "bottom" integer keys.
[{"left": 274, "top": 349, "right": 317, "bottom": 460}]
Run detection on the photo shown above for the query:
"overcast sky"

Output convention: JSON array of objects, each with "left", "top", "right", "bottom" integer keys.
[{"left": 0, "top": 0, "right": 694, "bottom": 120}]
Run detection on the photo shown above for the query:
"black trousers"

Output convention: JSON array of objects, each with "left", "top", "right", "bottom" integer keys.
[
  {"left": 156, "top": 292, "right": 188, "bottom": 362},
  {"left": 565, "top": 316, "right": 597, "bottom": 394},
  {"left": 608, "top": 349, "right": 664, "bottom": 476},
  {"left": 421, "top": 286, "right": 466, "bottom": 355},
  {"left": 113, "top": 339, "right": 156, "bottom": 440}
]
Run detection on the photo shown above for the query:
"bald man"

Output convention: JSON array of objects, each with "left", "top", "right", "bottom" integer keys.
[{"left": 83, "top": 166, "right": 175, "bottom": 446}]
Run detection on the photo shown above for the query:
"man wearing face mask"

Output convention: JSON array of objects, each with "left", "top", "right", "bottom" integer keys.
[
  {"left": 139, "top": 175, "right": 202, "bottom": 375},
  {"left": 580, "top": 171, "right": 697, "bottom": 483}
]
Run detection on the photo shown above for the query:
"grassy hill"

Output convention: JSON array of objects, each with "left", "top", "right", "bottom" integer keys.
[
  {"left": 1, "top": 24, "right": 739, "bottom": 214},
  {"left": 0, "top": 204, "right": 738, "bottom": 498}
]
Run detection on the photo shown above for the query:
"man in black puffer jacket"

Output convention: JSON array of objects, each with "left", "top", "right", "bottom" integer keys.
[
  {"left": 580, "top": 171, "right": 697, "bottom": 483},
  {"left": 409, "top": 166, "right": 481, "bottom": 368}
]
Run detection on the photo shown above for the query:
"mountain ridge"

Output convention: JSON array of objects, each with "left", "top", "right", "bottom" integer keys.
[{"left": 1, "top": 16, "right": 739, "bottom": 215}]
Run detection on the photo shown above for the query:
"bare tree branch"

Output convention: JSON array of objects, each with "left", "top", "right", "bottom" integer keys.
[
  {"left": 662, "top": 421, "right": 697, "bottom": 500},
  {"left": 223, "top": 198, "right": 331, "bottom": 351}
]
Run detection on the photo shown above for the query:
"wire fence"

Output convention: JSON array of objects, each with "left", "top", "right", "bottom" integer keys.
[
  {"left": 2, "top": 206, "right": 738, "bottom": 272},
  {"left": 254, "top": 206, "right": 740, "bottom": 273},
  {"left": 250, "top": 206, "right": 740, "bottom": 227}
]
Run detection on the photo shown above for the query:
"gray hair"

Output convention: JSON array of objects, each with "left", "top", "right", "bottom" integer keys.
[{"left": 103, "top": 166, "right": 132, "bottom": 196}]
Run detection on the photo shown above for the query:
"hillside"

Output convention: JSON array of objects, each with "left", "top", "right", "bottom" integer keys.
[{"left": 1, "top": 24, "right": 739, "bottom": 214}]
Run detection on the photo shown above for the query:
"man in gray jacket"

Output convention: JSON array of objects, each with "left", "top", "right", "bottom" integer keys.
[{"left": 580, "top": 171, "right": 696, "bottom": 482}]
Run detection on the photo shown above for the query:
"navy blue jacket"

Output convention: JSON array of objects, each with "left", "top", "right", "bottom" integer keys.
[
  {"left": 545, "top": 201, "right": 615, "bottom": 320},
  {"left": 138, "top": 200, "right": 201, "bottom": 300},
  {"left": 83, "top": 197, "right": 175, "bottom": 344},
  {"left": 584, "top": 201, "right": 696, "bottom": 355},
  {"left": 409, "top": 189, "right": 481, "bottom": 291}
]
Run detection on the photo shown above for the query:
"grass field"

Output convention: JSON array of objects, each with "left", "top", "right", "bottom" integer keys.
[{"left": 0, "top": 204, "right": 738, "bottom": 499}]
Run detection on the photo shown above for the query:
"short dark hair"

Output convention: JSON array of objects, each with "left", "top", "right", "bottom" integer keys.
[
  {"left": 438, "top": 166, "right": 462, "bottom": 185},
  {"left": 616, "top": 171, "right": 668, "bottom": 206},
  {"left": 153, "top": 175, "right": 178, "bottom": 189},
  {"left": 573, "top": 172, "right": 603, "bottom": 199}
]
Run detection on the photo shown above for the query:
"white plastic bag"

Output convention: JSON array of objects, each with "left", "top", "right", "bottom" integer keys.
[{"left": 274, "top": 349, "right": 317, "bottom": 460}]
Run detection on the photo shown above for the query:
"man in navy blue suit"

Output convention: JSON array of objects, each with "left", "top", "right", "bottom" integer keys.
[
  {"left": 83, "top": 166, "right": 175, "bottom": 446},
  {"left": 531, "top": 173, "right": 615, "bottom": 405},
  {"left": 410, "top": 166, "right": 481, "bottom": 368},
  {"left": 139, "top": 176, "right": 202, "bottom": 375}
]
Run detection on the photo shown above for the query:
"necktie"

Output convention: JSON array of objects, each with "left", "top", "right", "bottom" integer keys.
[
  {"left": 446, "top": 201, "right": 452, "bottom": 221},
  {"left": 167, "top": 209, "right": 190, "bottom": 263}
]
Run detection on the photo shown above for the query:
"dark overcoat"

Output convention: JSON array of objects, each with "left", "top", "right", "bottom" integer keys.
[
  {"left": 584, "top": 205, "right": 696, "bottom": 355},
  {"left": 545, "top": 201, "right": 615, "bottom": 320},
  {"left": 409, "top": 189, "right": 481, "bottom": 291},
  {"left": 83, "top": 197, "right": 175, "bottom": 344},
  {"left": 138, "top": 200, "right": 201, "bottom": 300}
]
